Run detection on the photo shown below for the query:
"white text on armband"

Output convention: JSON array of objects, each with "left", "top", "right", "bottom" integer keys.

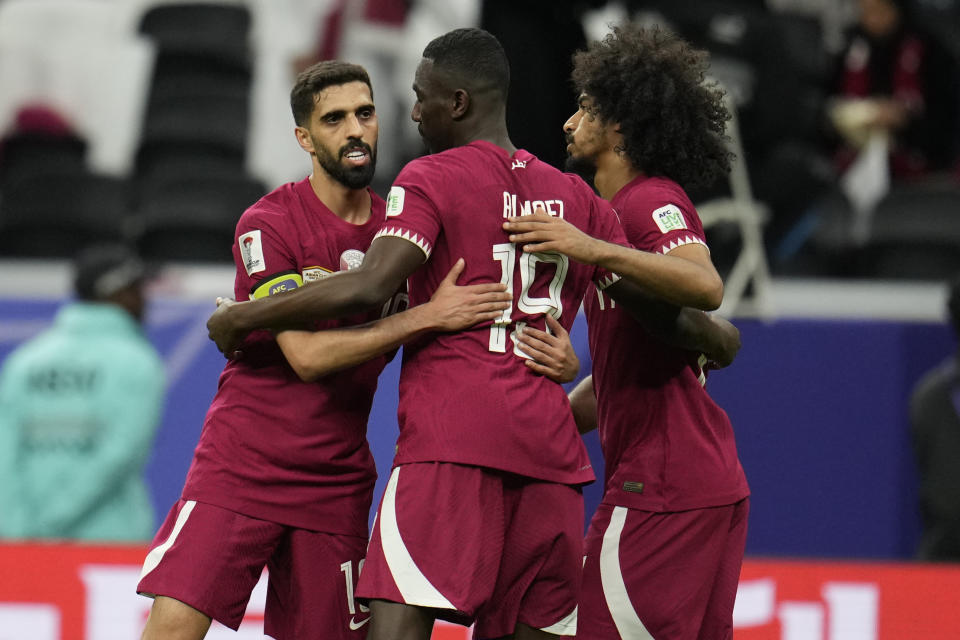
[{"left": 502, "top": 192, "right": 565, "bottom": 219}]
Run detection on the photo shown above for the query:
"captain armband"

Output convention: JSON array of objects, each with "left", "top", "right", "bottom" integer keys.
[{"left": 251, "top": 271, "right": 304, "bottom": 299}]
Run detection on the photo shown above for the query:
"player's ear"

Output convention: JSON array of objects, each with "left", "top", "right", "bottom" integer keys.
[
  {"left": 451, "top": 88, "right": 470, "bottom": 120},
  {"left": 295, "top": 126, "right": 314, "bottom": 154}
]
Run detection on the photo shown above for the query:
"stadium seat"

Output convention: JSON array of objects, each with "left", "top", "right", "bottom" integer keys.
[
  {"left": 147, "top": 50, "right": 252, "bottom": 102},
  {"left": 0, "top": 132, "right": 88, "bottom": 193},
  {"left": 137, "top": 2, "right": 252, "bottom": 67},
  {"left": 132, "top": 139, "right": 248, "bottom": 204},
  {"left": 855, "top": 183, "right": 960, "bottom": 280},
  {"left": 133, "top": 174, "right": 266, "bottom": 262},
  {"left": 141, "top": 88, "right": 250, "bottom": 151},
  {"left": 0, "top": 171, "right": 133, "bottom": 258}
]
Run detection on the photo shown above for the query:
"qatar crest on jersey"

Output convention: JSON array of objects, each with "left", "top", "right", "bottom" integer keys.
[{"left": 339, "top": 249, "right": 364, "bottom": 271}]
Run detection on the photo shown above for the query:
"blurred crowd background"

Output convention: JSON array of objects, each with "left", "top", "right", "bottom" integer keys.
[
  {"left": 0, "top": 0, "right": 958, "bottom": 277},
  {"left": 1, "top": 0, "right": 960, "bottom": 563}
]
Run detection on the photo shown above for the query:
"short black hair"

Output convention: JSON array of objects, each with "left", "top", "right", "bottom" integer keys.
[
  {"left": 73, "top": 243, "right": 146, "bottom": 301},
  {"left": 290, "top": 60, "right": 372, "bottom": 126},
  {"left": 572, "top": 25, "right": 732, "bottom": 190},
  {"left": 422, "top": 28, "right": 510, "bottom": 99}
]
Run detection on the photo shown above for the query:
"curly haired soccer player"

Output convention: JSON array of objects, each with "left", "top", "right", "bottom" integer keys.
[{"left": 506, "top": 24, "right": 750, "bottom": 640}]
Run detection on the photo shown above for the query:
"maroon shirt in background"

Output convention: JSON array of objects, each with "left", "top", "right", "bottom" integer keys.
[
  {"left": 182, "top": 178, "right": 399, "bottom": 536},
  {"left": 373, "top": 141, "right": 627, "bottom": 485},
  {"left": 585, "top": 175, "right": 750, "bottom": 512}
]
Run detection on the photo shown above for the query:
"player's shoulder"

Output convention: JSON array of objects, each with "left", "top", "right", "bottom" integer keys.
[
  {"left": 619, "top": 175, "right": 695, "bottom": 214},
  {"left": 237, "top": 180, "right": 300, "bottom": 229},
  {"left": 369, "top": 189, "right": 387, "bottom": 217}
]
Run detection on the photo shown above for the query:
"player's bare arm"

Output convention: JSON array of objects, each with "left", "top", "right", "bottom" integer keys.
[
  {"left": 504, "top": 211, "right": 723, "bottom": 310},
  {"left": 514, "top": 314, "right": 580, "bottom": 383},
  {"left": 275, "top": 259, "right": 510, "bottom": 381},
  {"left": 605, "top": 278, "right": 741, "bottom": 367},
  {"left": 207, "top": 236, "right": 423, "bottom": 354},
  {"left": 568, "top": 375, "right": 598, "bottom": 435}
]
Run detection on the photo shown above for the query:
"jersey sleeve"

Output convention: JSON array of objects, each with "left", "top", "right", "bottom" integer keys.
[
  {"left": 233, "top": 205, "right": 304, "bottom": 301},
  {"left": 586, "top": 192, "right": 630, "bottom": 291},
  {"left": 618, "top": 190, "right": 707, "bottom": 255},
  {"left": 372, "top": 159, "right": 442, "bottom": 260}
]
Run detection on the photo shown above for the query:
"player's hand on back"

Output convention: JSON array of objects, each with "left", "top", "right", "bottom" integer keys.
[
  {"left": 426, "top": 258, "right": 511, "bottom": 332},
  {"left": 516, "top": 314, "right": 580, "bottom": 384},
  {"left": 503, "top": 209, "right": 602, "bottom": 264}
]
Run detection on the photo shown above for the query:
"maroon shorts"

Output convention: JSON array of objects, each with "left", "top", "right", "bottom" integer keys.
[
  {"left": 576, "top": 499, "right": 749, "bottom": 640},
  {"left": 355, "top": 462, "right": 584, "bottom": 638},
  {"left": 137, "top": 500, "right": 370, "bottom": 639}
]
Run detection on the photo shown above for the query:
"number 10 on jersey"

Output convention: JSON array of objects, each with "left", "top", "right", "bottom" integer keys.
[{"left": 489, "top": 242, "right": 569, "bottom": 353}]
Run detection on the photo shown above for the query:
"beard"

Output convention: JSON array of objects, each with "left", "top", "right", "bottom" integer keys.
[
  {"left": 314, "top": 139, "right": 378, "bottom": 189},
  {"left": 564, "top": 153, "right": 597, "bottom": 186}
]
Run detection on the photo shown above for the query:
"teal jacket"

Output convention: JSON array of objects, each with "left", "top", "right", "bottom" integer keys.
[{"left": 0, "top": 302, "right": 165, "bottom": 541}]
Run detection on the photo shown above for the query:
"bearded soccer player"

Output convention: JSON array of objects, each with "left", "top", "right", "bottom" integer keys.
[
  {"left": 506, "top": 25, "right": 750, "bottom": 640},
  {"left": 135, "top": 61, "right": 519, "bottom": 640},
  {"left": 206, "top": 29, "right": 739, "bottom": 640}
]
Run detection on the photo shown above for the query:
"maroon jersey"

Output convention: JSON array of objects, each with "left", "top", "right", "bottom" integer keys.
[
  {"left": 585, "top": 175, "right": 749, "bottom": 512},
  {"left": 374, "top": 141, "right": 627, "bottom": 485},
  {"left": 182, "top": 178, "right": 403, "bottom": 536}
]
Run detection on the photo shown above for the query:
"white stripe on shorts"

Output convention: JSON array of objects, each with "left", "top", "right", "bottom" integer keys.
[
  {"left": 600, "top": 506, "right": 655, "bottom": 639},
  {"left": 380, "top": 467, "right": 455, "bottom": 609},
  {"left": 540, "top": 606, "right": 578, "bottom": 635},
  {"left": 139, "top": 500, "right": 196, "bottom": 582}
]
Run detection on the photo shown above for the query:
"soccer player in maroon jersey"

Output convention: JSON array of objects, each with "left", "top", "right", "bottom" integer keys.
[
  {"left": 505, "top": 25, "right": 750, "bottom": 639},
  {"left": 206, "top": 29, "right": 739, "bottom": 640},
  {"left": 135, "top": 61, "right": 522, "bottom": 640}
]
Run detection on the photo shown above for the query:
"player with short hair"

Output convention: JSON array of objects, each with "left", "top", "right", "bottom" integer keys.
[
  {"left": 136, "top": 60, "right": 517, "bottom": 640},
  {"left": 206, "top": 29, "right": 739, "bottom": 640},
  {"left": 507, "top": 25, "right": 750, "bottom": 639}
]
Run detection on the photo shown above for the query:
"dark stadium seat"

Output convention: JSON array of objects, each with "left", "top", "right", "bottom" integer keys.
[
  {"left": 133, "top": 174, "right": 266, "bottom": 262},
  {"left": 0, "top": 171, "right": 132, "bottom": 258},
  {"left": 132, "top": 139, "right": 248, "bottom": 205},
  {"left": 142, "top": 86, "right": 249, "bottom": 149},
  {"left": 137, "top": 2, "right": 251, "bottom": 67},
  {"left": 0, "top": 132, "right": 88, "bottom": 193},
  {"left": 147, "top": 50, "right": 252, "bottom": 103},
  {"left": 855, "top": 184, "right": 960, "bottom": 279}
]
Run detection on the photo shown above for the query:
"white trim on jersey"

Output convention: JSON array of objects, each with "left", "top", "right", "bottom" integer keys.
[
  {"left": 600, "top": 506, "right": 655, "bottom": 639},
  {"left": 540, "top": 606, "right": 578, "bottom": 635},
  {"left": 380, "top": 467, "right": 456, "bottom": 610},
  {"left": 659, "top": 235, "right": 707, "bottom": 255},
  {"left": 373, "top": 227, "right": 433, "bottom": 259},
  {"left": 139, "top": 500, "right": 196, "bottom": 582},
  {"left": 597, "top": 273, "right": 621, "bottom": 290}
]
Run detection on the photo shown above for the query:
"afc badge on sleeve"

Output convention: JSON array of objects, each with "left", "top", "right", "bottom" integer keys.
[
  {"left": 652, "top": 204, "right": 688, "bottom": 234},
  {"left": 239, "top": 230, "right": 265, "bottom": 275},
  {"left": 386, "top": 186, "right": 405, "bottom": 217}
]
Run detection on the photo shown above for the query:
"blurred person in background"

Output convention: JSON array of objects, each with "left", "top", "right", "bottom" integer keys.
[
  {"left": 0, "top": 243, "right": 165, "bottom": 542},
  {"left": 911, "top": 274, "right": 960, "bottom": 562},
  {"left": 827, "top": 0, "right": 959, "bottom": 180}
]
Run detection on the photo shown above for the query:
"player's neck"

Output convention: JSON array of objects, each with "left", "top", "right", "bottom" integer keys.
[
  {"left": 308, "top": 170, "right": 372, "bottom": 225},
  {"left": 462, "top": 120, "right": 516, "bottom": 155},
  {"left": 594, "top": 152, "right": 640, "bottom": 201}
]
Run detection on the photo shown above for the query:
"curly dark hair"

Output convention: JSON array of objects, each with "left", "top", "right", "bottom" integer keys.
[{"left": 571, "top": 25, "right": 732, "bottom": 190}]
